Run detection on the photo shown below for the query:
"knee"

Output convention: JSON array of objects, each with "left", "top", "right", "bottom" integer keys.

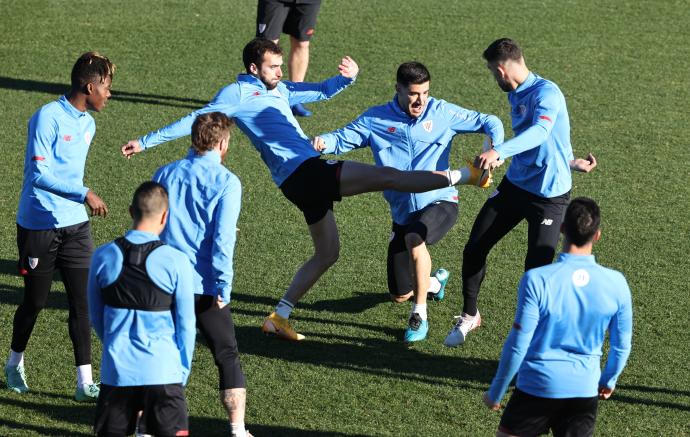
[
  {"left": 390, "top": 291, "right": 413, "bottom": 303},
  {"left": 404, "top": 233, "right": 424, "bottom": 250},
  {"left": 316, "top": 242, "right": 340, "bottom": 269}
]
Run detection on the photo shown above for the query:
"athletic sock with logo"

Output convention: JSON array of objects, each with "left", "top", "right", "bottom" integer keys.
[{"left": 275, "top": 298, "right": 294, "bottom": 319}]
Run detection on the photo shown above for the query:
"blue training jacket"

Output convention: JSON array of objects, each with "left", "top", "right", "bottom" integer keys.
[
  {"left": 139, "top": 73, "right": 355, "bottom": 186},
  {"left": 17, "top": 95, "right": 95, "bottom": 230},
  {"left": 487, "top": 253, "right": 633, "bottom": 402},
  {"left": 319, "top": 96, "right": 504, "bottom": 224},
  {"left": 493, "top": 72, "right": 574, "bottom": 198},
  {"left": 153, "top": 149, "right": 242, "bottom": 304},
  {"left": 88, "top": 230, "right": 196, "bottom": 386}
]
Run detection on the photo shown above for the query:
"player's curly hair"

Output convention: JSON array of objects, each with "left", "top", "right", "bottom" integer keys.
[
  {"left": 70, "top": 51, "right": 115, "bottom": 92},
  {"left": 563, "top": 197, "right": 601, "bottom": 247},
  {"left": 483, "top": 38, "right": 523, "bottom": 64},
  {"left": 243, "top": 38, "right": 283, "bottom": 72},
  {"left": 191, "top": 112, "right": 234, "bottom": 153}
]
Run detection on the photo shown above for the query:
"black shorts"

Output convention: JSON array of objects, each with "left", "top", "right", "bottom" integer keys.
[
  {"left": 280, "top": 157, "right": 343, "bottom": 225},
  {"left": 17, "top": 221, "right": 93, "bottom": 276},
  {"left": 257, "top": 0, "right": 322, "bottom": 41},
  {"left": 94, "top": 383, "right": 189, "bottom": 437},
  {"left": 387, "top": 201, "right": 458, "bottom": 296},
  {"left": 499, "top": 388, "right": 598, "bottom": 437}
]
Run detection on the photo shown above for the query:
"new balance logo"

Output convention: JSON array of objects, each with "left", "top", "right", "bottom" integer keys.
[{"left": 540, "top": 219, "right": 553, "bottom": 226}]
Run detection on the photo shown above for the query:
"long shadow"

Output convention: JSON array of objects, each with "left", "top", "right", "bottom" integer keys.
[
  {"left": 192, "top": 416, "right": 366, "bottom": 437},
  {"left": 0, "top": 418, "right": 91, "bottom": 437},
  {"left": 618, "top": 384, "right": 690, "bottom": 398},
  {"left": 0, "top": 393, "right": 94, "bottom": 433},
  {"left": 233, "top": 307, "right": 400, "bottom": 338},
  {"left": 0, "top": 259, "right": 19, "bottom": 276},
  {"left": 232, "top": 291, "right": 389, "bottom": 315},
  {"left": 610, "top": 394, "right": 690, "bottom": 412},
  {"left": 0, "top": 76, "right": 207, "bottom": 109},
  {"left": 0, "top": 283, "right": 71, "bottom": 311},
  {"left": 234, "top": 325, "right": 496, "bottom": 388}
]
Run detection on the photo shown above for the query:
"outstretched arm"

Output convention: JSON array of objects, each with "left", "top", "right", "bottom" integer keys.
[
  {"left": 315, "top": 114, "right": 371, "bottom": 155},
  {"left": 121, "top": 84, "right": 240, "bottom": 158},
  {"left": 285, "top": 56, "right": 359, "bottom": 105}
]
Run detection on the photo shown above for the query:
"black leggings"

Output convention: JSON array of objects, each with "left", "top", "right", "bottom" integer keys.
[
  {"left": 462, "top": 178, "right": 569, "bottom": 316},
  {"left": 195, "top": 295, "right": 246, "bottom": 390},
  {"left": 11, "top": 268, "right": 91, "bottom": 366}
]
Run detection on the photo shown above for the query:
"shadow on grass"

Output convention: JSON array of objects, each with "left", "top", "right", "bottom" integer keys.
[
  {"left": 0, "top": 393, "right": 93, "bottom": 435},
  {"left": 612, "top": 384, "right": 690, "bottom": 412},
  {"left": 0, "top": 259, "right": 19, "bottom": 276},
  {"left": 232, "top": 291, "right": 390, "bottom": 315},
  {"left": 0, "top": 283, "right": 71, "bottom": 311},
  {"left": 234, "top": 325, "right": 496, "bottom": 388},
  {"left": 0, "top": 76, "right": 207, "bottom": 109},
  {"left": 192, "top": 416, "right": 366, "bottom": 436}
]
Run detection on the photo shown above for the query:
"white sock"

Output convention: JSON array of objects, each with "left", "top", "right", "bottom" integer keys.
[
  {"left": 447, "top": 169, "right": 462, "bottom": 186},
  {"left": 275, "top": 298, "right": 294, "bottom": 319},
  {"left": 412, "top": 303, "right": 427, "bottom": 320},
  {"left": 7, "top": 349, "right": 24, "bottom": 367},
  {"left": 231, "top": 423, "right": 247, "bottom": 437},
  {"left": 427, "top": 277, "right": 441, "bottom": 293},
  {"left": 76, "top": 364, "right": 93, "bottom": 387}
]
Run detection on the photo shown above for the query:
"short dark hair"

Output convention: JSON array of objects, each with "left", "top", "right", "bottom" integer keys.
[
  {"left": 563, "top": 197, "right": 601, "bottom": 247},
  {"left": 482, "top": 38, "right": 523, "bottom": 64},
  {"left": 242, "top": 38, "right": 283, "bottom": 72},
  {"left": 191, "top": 112, "right": 233, "bottom": 153},
  {"left": 130, "top": 181, "right": 168, "bottom": 222},
  {"left": 70, "top": 52, "right": 115, "bottom": 92},
  {"left": 396, "top": 62, "right": 431, "bottom": 87}
]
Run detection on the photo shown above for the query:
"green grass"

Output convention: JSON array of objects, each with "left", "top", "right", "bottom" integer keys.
[{"left": 1, "top": 0, "right": 689, "bottom": 435}]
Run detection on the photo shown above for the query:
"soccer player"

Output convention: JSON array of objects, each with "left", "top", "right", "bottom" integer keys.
[
  {"left": 483, "top": 197, "right": 633, "bottom": 437},
  {"left": 5, "top": 52, "right": 113, "bottom": 400},
  {"left": 444, "top": 38, "right": 598, "bottom": 347},
  {"left": 88, "top": 181, "right": 195, "bottom": 437},
  {"left": 314, "top": 61, "right": 504, "bottom": 342},
  {"left": 121, "top": 38, "right": 488, "bottom": 342},
  {"left": 256, "top": 0, "right": 322, "bottom": 117},
  {"left": 153, "top": 113, "right": 251, "bottom": 437}
]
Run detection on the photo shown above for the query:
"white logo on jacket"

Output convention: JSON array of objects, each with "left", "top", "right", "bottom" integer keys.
[
  {"left": 572, "top": 269, "right": 590, "bottom": 287},
  {"left": 422, "top": 120, "right": 433, "bottom": 132},
  {"left": 28, "top": 257, "right": 39, "bottom": 269}
]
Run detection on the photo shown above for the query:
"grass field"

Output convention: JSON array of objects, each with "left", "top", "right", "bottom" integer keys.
[{"left": 1, "top": 0, "right": 689, "bottom": 435}]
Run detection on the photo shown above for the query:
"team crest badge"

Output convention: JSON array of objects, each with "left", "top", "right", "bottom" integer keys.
[
  {"left": 422, "top": 120, "right": 433, "bottom": 132},
  {"left": 84, "top": 131, "right": 92, "bottom": 145},
  {"left": 258, "top": 23, "right": 267, "bottom": 34},
  {"left": 28, "top": 257, "right": 39, "bottom": 269},
  {"left": 518, "top": 105, "right": 527, "bottom": 115}
]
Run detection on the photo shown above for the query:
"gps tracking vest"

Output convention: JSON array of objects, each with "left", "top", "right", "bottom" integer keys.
[{"left": 101, "top": 238, "right": 172, "bottom": 311}]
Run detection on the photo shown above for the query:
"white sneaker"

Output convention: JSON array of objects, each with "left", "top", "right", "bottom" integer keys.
[{"left": 443, "top": 311, "right": 481, "bottom": 347}]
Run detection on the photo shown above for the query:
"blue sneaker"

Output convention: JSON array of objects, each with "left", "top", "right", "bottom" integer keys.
[
  {"left": 403, "top": 313, "right": 429, "bottom": 343},
  {"left": 5, "top": 365, "right": 29, "bottom": 393},
  {"left": 75, "top": 382, "right": 100, "bottom": 402},
  {"left": 428, "top": 268, "right": 450, "bottom": 301},
  {"left": 291, "top": 103, "right": 312, "bottom": 117}
]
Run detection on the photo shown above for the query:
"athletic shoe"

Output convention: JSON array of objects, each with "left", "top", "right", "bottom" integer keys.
[
  {"left": 466, "top": 161, "right": 492, "bottom": 188},
  {"left": 403, "top": 313, "right": 429, "bottom": 343},
  {"left": 262, "top": 312, "right": 305, "bottom": 341},
  {"left": 291, "top": 103, "right": 312, "bottom": 117},
  {"left": 443, "top": 311, "right": 481, "bottom": 347},
  {"left": 428, "top": 268, "right": 450, "bottom": 301},
  {"left": 5, "top": 364, "right": 29, "bottom": 393},
  {"left": 75, "top": 382, "right": 100, "bottom": 402}
]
